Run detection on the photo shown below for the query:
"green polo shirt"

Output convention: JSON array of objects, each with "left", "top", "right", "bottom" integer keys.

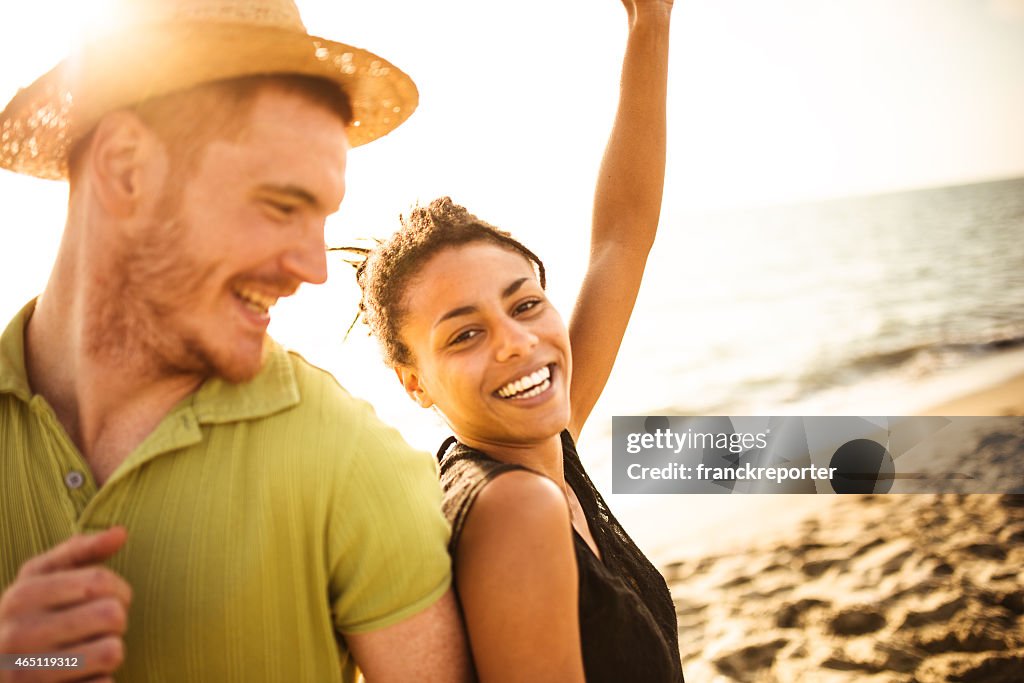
[{"left": 0, "top": 301, "right": 452, "bottom": 682}]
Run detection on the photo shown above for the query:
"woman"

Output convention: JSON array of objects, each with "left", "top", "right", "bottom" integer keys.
[{"left": 352, "top": 1, "right": 681, "bottom": 680}]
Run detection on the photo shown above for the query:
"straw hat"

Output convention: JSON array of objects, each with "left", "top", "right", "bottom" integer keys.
[{"left": 0, "top": 0, "right": 418, "bottom": 181}]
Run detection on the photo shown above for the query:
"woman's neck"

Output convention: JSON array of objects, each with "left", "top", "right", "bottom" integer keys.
[{"left": 456, "top": 430, "right": 566, "bottom": 484}]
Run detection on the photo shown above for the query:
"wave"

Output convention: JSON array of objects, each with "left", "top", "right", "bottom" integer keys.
[
  {"left": 844, "top": 334, "right": 1024, "bottom": 373},
  {"left": 656, "top": 334, "right": 1024, "bottom": 416}
]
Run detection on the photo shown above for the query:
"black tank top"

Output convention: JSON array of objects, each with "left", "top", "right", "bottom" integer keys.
[{"left": 437, "top": 431, "right": 684, "bottom": 682}]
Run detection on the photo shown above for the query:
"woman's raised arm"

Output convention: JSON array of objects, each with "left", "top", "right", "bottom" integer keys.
[{"left": 568, "top": 0, "right": 674, "bottom": 438}]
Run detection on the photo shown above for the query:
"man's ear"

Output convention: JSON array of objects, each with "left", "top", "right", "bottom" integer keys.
[
  {"left": 394, "top": 366, "right": 434, "bottom": 409},
  {"left": 86, "top": 111, "right": 163, "bottom": 218}
]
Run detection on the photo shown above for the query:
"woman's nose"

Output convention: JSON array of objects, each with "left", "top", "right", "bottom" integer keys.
[{"left": 494, "top": 318, "right": 539, "bottom": 362}]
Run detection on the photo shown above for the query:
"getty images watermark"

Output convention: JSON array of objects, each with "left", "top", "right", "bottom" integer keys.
[{"left": 612, "top": 416, "right": 1024, "bottom": 494}]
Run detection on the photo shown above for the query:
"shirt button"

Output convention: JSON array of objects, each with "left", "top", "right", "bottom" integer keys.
[{"left": 65, "top": 471, "right": 85, "bottom": 490}]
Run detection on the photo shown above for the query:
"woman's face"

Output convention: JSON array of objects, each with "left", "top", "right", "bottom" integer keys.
[{"left": 397, "top": 242, "right": 572, "bottom": 447}]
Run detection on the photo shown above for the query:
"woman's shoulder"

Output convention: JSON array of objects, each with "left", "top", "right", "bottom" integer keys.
[
  {"left": 437, "top": 438, "right": 573, "bottom": 553},
  {"left": 469, "top": 469, "right": 568, "bottom": 529},
  {"left": 453, "top": 468, "right": 575, "bottom": 582}
]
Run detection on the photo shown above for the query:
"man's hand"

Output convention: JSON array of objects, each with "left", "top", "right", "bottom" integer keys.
[{"left": 0, "top": 528, "right": 131, "bottom": 683}]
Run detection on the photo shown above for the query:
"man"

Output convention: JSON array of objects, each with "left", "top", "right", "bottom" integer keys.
[{"left": 0, "top": 1, "right": 471, "bottom": 681}]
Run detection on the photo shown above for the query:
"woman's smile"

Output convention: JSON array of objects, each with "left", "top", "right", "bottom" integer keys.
[{"left": 493, "top": 363, "right": 555, "bottom": 400}]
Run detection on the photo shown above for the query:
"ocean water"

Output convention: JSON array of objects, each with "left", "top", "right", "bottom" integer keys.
[{"left": 599, "top": 175, "right": 1024, "bottom": 419}]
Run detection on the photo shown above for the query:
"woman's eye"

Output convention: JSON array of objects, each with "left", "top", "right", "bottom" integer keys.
[
  {"left": 513, "top": 299, "right": 541, "bottom": 316},
  {"left": 449, "top": 330, "right": 479, "bottom": 346}
]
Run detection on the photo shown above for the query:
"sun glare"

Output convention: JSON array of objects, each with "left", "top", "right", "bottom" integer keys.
[{"left": 63, "top": 0, "right": 122, "bottom": 49}]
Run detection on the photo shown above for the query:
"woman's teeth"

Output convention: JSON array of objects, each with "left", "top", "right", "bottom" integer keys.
[
  {"left": 497, "top": 365, "right": 552, "bottom": 399},
  {"left": 509, "top": 378, "right": 551, "bottom": 399}
]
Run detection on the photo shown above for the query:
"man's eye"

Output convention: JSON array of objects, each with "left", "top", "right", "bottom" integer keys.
[{"left": 266, "top": 201, "right": 298, "bottom": 217}]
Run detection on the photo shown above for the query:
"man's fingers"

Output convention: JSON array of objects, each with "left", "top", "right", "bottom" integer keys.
[
  {"left": 52, "top": 598, "right": 129, "bottom": 649},
  {"left": 0, "top": 531, "right": 132, "bottom": 682},
  {"left": 3, "top": 598, "right": 128, "bottom": 658},
  {"left": 69, "top": 636, "right": 124, "bottom": 682},
  {"left": 0, "top": 637, "right": 122, "bottom": 683},
  {"left": 20, "top": 637, "right": 126, "bottom": 683},
  {"left": 2, "top": 568, "right": 132, "bottom": 615},
  {"left": 18, "top": 529, "right": 127, "bottom": 577}
]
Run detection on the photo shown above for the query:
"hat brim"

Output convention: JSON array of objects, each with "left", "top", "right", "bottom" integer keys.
[{"left": 0, "top": 22, "right": 418, "bottom": 180}]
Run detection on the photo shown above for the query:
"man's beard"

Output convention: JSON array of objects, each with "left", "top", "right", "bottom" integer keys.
[{"left": 86, "top": 210, "right": 228, "bottom": 381}]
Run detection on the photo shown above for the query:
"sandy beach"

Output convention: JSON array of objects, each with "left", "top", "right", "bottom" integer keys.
[
  {"left": 669, "top": 493, "right": 1023, "bottom": 682},
  {"left": 662, "top": 370, "right": 1024, "bottom": 681},
  {"left": 922, "top": 372, "right": 1024, "bottom": 417}
]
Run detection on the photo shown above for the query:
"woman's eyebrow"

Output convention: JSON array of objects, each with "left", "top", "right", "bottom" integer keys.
[
  {"left": 502, "top": 277, "right": 529, "bottom": 299},
  {"left": 435, "top": 305, "right": 476, "bottom": 328},
  {"left": 433, "top": 278, "right": 532, "bottom": 329}
]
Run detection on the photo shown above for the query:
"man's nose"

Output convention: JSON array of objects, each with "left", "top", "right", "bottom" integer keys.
[
  {"left": 494, "top": 318, "right": 539, "bottom": 363},
  {"left": 282, "top": 225, "right": 329, "bottom": 285}
]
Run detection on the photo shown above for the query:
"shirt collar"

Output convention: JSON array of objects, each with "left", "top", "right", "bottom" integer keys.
[
  {"left": 0, "top": 298, "right": 299, "bottom": 423},
  {"left": 190, "top": 341, "right": 300, "bottom": 424}
]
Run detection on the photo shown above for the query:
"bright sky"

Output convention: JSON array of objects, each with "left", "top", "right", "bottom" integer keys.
[{"left": 1, "top": 0, "right": 1023, "bottom": 449}]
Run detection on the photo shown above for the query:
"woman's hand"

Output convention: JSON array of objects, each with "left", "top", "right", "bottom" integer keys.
[{"left": 621, "top": 0, "right": 674, "bottom": 23}]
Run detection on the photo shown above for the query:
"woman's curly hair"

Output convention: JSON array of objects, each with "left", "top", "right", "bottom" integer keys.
[{"left": 338, "top": 197, "right": 547, "bottom": 367}]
